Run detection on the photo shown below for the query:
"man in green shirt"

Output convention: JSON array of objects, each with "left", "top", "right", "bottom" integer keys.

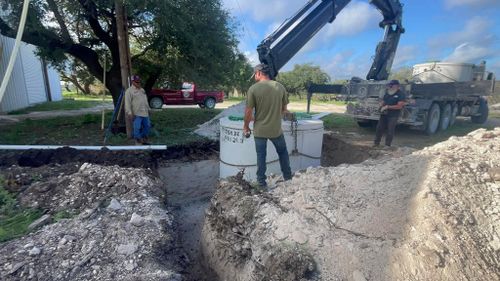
[{"left": 244, "top": 64, "right": 292, "bottom": 187}]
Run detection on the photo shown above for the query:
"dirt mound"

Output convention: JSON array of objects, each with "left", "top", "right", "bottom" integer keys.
[
  {"left": 0, "top": 164, "right": 185, "bottom": 281},
  {"left": 0, "top": 140, "right": 219, "bottom": 168},
  {"left": 202, "top": 128, "right": 500, "bottom": 281}
]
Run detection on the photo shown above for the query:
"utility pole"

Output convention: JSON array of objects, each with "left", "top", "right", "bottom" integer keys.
[{"left": 115, "top": 0, "right": 133, "bottom": 138}]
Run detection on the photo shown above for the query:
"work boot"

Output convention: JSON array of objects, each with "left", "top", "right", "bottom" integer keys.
[
  {"left": 134, "top": 139, "right": 142, "bottom": 146},
  {"left": 141, "top": 137, "right": 151, "bottom": 145}
]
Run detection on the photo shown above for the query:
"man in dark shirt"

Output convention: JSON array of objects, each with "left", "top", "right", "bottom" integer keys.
[{"left": 374, "top": 80, "right": 406, "bottom": 147}]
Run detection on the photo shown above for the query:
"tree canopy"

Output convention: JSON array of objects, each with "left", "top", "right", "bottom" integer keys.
[
  {"left": 389, "top": 66, "right": 413, "bottom": 83},
  {"left": 277, "top": 63, "right": 331, "bottom": 98},
  {"left": 0, "top": 0, "right": 250, "bottom": 105}
]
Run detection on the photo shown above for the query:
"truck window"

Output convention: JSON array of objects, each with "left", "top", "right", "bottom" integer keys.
[{"left": 182, "top": 82, "right": 193, "bottom": 90}]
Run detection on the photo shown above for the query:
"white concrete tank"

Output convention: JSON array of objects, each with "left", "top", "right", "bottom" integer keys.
[
  {"left": 219, "top": 116, "right": 324, "bottom": 182},
  {"left": 412, "top": 62, "right": 474, "bottom": 83}
]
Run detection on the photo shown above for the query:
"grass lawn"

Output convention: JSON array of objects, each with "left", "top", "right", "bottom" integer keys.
[
  {"left": 8, "top": 91, "right": 112, "bottom": 115},
  {"left": 321, "top": 113, "right": 495, "bottom": 148},
  {"left": 0, "top": 108, "right": 221, "bottom": 146}
]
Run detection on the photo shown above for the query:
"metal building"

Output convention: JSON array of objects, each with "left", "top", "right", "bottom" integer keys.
[{"left": 0, "top": 35, "right": 62, "bottom": 113}]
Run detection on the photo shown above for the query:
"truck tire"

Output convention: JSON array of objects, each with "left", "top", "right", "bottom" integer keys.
[
  {"left": 198, "top": 103, "right": 206, "bottom": 108},
  {"left": 439, "top": 103, "right": 452, "bottom": 131},
  {"left": 425, "top": 103, "right": 440, "bottom": 135},
  {"left": 449, "top": 103, "right": 458, "bottom": 127},
  {"left": 471, "top": 98, "right": 488, "bottom": 124},
  {"left": 204, "top": 97, "right": 216, "bottom": 109},
  {"left": 149, "top": 97, "right": 163, "bottom": 109}
]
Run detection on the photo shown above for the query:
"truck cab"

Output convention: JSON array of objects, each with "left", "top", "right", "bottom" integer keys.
[{"left": 148, "top": 82, "right": 224, "bottom": 109}]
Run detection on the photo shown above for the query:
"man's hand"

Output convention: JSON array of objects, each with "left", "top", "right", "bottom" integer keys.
[
  {"left": 380, "top": 105, "right": 389, "bottom": 112},
  {"left": 243, "top": 126, "right": 251, "bottom": 138}
]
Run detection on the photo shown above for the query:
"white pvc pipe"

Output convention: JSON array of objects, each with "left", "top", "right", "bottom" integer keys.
[
  {"left": 0, "top": 145, "right": 167, "bottom": 151},
  {"left": 0, "top": 0, "right": 31, "bottom": 103}
]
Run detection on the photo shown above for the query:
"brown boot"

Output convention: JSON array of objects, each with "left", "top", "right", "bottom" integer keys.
[
  {"left": 141, "top": 137, "right": 150, "bottom": 145},
  {"left": 134, "top": 139, "right": 142, "bottom": 146}
]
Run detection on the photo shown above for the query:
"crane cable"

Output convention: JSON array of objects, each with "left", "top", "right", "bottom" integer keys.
[{"left": 0, "top": 0, "right": 31, "bottom": 104}]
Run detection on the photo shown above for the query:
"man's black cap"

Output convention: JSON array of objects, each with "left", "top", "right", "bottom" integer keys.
[
  {"left": 250, "top": 63, "right": 270, "bottom": 80},
  {"left": 387, "top": 79, "right": 400, "bottom": 86}
]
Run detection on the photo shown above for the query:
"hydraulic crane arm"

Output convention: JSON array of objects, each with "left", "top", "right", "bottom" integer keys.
[{"left": 257, "top": 0, "right": 404, "bottom": 80}]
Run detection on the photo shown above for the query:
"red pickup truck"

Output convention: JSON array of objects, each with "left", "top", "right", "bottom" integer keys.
[{"left": 148, "top": 82, "right": 224, "bottom": 109}]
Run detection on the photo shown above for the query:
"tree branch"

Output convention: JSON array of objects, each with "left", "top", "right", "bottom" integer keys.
[
  {"left": 46, "top": 0, "right": 72, "bottom": 43},
  {"left": 76, "top": 0, "right": 113, "bottom": 46}
]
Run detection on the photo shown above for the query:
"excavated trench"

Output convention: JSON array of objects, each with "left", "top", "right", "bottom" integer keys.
[
  {"left": 153, "top": 134, "right": 387, "bottom": 281},
  {"left": 0, "top": 136, "right": 384, "bottom": 281}
]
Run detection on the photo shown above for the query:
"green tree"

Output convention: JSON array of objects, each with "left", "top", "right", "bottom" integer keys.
[
  {"left": 0, "top": 0, "right": 239, "bottom": 106},
  {"left": 277, "top": 63, "right": 331, "bottom": 99},
  {"left": 223, "top": 53, "right": 253, "bottom": 96},
  {"left": 389, "top": 66, "right": 413, "bottom": 83},
  {"left": 58, "top": 58, "right": 97, "bottom": 95}
]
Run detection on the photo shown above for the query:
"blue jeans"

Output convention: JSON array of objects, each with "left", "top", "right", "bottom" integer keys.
[
  {"left": 254, "top": 134, "right": 292, "bottom": 186},
  {"left": 133, "top": 116, "right": 151, "bottom": 140}
]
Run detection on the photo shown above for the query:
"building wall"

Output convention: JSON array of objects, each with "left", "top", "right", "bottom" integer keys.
[
  {"left": 0, "top": 35, "right": 29, "bottom": 113},
  {"left": 20, "top": 43, "right": 47, "bottom": 105},
  {"left": 0, "top": 35, "right": 62, "bottom": 113},
  {"left": 47, "top": 66, "right": 62, "bottom": 101}
]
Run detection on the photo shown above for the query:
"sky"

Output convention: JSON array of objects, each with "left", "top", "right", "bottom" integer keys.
[{"left": 222, "top": 0, "right": 500, "bottom": 80}]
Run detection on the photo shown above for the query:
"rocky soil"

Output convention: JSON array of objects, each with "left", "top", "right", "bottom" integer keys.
[
  {"left": 202, "top": 128, "right": 500, "bottom": 281},
  {"left": 0, "top": 164, "right": 185, "bottom": 281}
]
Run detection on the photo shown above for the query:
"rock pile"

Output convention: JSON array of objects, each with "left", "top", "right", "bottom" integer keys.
[
  {"left": 202, "top": 128, "right": 500, "bottom": 281},
  {"left": 1, "top": 164, "right": 184, "bottom": 281}
]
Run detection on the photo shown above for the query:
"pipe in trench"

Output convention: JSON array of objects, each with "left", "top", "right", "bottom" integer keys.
[{"left": 0, "top": 145, "right": 167, "bottom": 151}]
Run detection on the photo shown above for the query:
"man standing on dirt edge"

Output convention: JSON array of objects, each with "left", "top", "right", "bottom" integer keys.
[
  {"left": 125, "top": 75, "right": 151, "bottom": 145},
  {"left": 374, "top": 79, "right": 406, "bottom": 147},
  {"left": 244, "top": 64, "right": 292, "bottom": 187}
]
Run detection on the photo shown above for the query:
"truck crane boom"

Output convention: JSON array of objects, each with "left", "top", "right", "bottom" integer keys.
[{"left": 257, "top": 0, "right": 404, "bottom": 80}]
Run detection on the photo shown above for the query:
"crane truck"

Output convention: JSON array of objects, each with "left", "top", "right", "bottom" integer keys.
[{"left": 257, "top": 0, "right": 495, "bottom": 135}]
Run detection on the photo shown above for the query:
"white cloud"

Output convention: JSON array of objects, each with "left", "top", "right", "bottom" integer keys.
[
  {"left": 427, "top": 17, "right": 498, "bottom": 65},
  {"left": 324, "top": 1, "right": 381, "bottom": 37},
  {"left": 243, "top": 50, "right": 259, "bottom": 66},
  {"left": 393, "top": 45, "right": 419, "bottom": 68},
  {"left": 321, "top": 51, "right": 372, "bottom": 79},
  {"left": 444, "top": 0, "right": 500, "bottom": 8},
  {"left": 223, "top": 0, "right": 304, "bottom": 22},
  {"left": 282, "top": 1, "right": 382, "bottom": 54},
  {"left": 444, "top": 42, "right": 496, "bottom": 62},
  {"left": 429, "top": 17, "right": 492, "bottom": 49}
]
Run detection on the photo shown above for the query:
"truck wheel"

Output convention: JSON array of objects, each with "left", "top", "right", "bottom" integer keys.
[
  {"left": 449, "top": 104, "right": 458, "bottom": 127},
  {"left": 198, "top": 103, "right": 206, "bottom": 108},
  {"left": 356, "top": 119, "right": 376, "bottom": 128},
  {"left": 425, "top": 103, "right": 440, "bottom": 135},
  {"left": 204, "top": 97, "right": 216, "bottom": 109},
  {"left": 149, "top": 97, "right": 163, "bottom": 109},
  {"left": 439, "top": 103, "right": 452, "bottom": 131},
  {"left": 471, "top": 98, "right": 488, "bottom": 124}
]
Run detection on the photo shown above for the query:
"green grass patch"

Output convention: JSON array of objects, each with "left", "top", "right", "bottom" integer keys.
[
  {"left": 0, "top": 176, "right": 42, "bottom": 242},
  {"left": 8, "top": 99, "right": 110, "bottom": 115},
  {"left": 0, "top": 108, "right": 221, "bottom": 146},
  {"left": 321, "top": 113, "right": 358, "bottom": 130},
  {"left": 63, "top": 90, "right": 113, "bottom": 101}
]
